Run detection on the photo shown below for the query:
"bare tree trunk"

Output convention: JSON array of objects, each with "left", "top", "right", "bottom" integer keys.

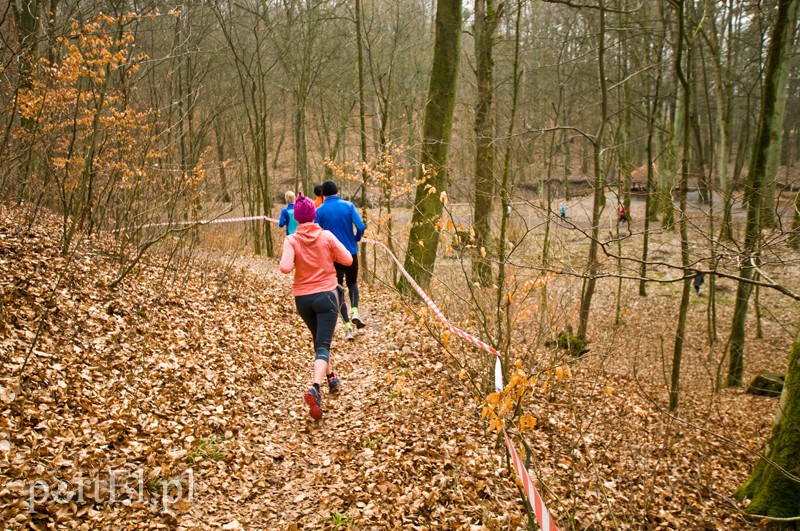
[
  {"left": 761, "top": 0, "right": 798, "bottom": 230},
  {"left": 660, "top": 80, "right": 681, "bottom": 230},
  {"left": 619, "top": 14, "right": 633, "bottom": 219},
  {"left": 561, "top": 119, "right": 571, "bottom": 201},
  {"left": 702, "top": 0, "right": 735, "bottom": 238},
  {"left": 12, "top": 0, "right": 43, "bottom": 198},
  {"left": 214, "top": 115, "right": 231, "bottom": 203},
  {"left": 260, "top": 121, "right": 274, "bottom": 257},
  {"left": 690, "top": 105, "right": 709, "bottom": 205},
  {"left": 495, "top": 0, "right": 522, "bottom": 351},
  {"left": 791, "top": 188, "right": 800, "bottom": 249},
  {"left": 727, "top": 0, "right": 798, "bottom": 387},
  {"left": 707, "top": 231, "right": 718, "bottom": 346},
  {"left": 471, "top": 0, "right": 501, "bottom": 286},
  {"left": 640, "top": 51, "right": 663, "bottom": 297},
  {"left": 615, "top": 162, "right": 623, "bottom": 325},
  {"left": 670, "top": 0, "right": 693, "bottom": 411},
  {"left": 754, "top": 270, "right": 763, "bottom": 339},
  {"left": 294, "top": 93, "right": 310, "bottom": 195},
  {"left": 400, "top": 0, "right": 461, "bottom": 292},
  {"left": 614, "top": 6, "right": 630, "bottom": 320},
  {"left": 355, "top": 0, "right": 370, "bottom": 283},
  {"left": 541, "top": 123, "right": 557, "bottom": 330},
  {"left": 576, "top": 1, "right": 609, "bottom": 341},
  {"left": 721, "top": 97, "right": 753, "bottom": 242},
  {"left": 370, "top": 3, "right": 400, "bottom": 284},
  {"left": 706, "top": 99, "right": 718, "bottom": 346},
  {"left": 176, "top": 9, "right": 189, "bottom": 197},
  {"left": 11, "top": 0, "right": 40, "bottom": 105}
]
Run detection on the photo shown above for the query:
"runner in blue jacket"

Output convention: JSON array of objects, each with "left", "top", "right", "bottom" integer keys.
[
  {"left": 278, "top": 191, "right": 299, "bottom": 235},
  {"left": 315, "top": 180, "right": 366, "bottom": 340}
]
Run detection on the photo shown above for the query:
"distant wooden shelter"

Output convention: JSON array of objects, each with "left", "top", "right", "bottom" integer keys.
[{"left": 630, "top": 164, "right": 654, "bottom": 194}]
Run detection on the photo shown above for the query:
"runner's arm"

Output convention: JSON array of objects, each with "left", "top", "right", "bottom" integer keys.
[
  {"left": 352, "top": 205, "right": 366, "bottom": 242},
  {"left": 279, "top": 238, "right": 296, "bottom": 273},
  {"left": 327, "top": 231, "right": 354, "bottom": 266}
]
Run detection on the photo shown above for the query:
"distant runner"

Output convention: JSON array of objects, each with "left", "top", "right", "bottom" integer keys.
[
  {"left": 313, "top": 184, "right": 324, "bottom": 208},
  {"left": 278, "top": 191, "right": 299, "bottom": 235},
  {"left": 693, "top": 271, "right": 705, "bottom": 295},
  {"left": 618, "top": 204, "right": 628, "bottom": 224}
]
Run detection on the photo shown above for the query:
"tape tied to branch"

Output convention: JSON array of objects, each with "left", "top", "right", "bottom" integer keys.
[{"left": 363, "top": 238, "right": 559, "bottom": 531}]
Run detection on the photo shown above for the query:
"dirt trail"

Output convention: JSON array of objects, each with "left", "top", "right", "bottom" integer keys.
[{"left": 179, "top": 259, "right": 521, "bottom": 529}]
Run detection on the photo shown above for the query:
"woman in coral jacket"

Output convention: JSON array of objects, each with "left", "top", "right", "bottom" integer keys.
[{"left": 279, "top": 193, "right": 353, "bottom": 421}]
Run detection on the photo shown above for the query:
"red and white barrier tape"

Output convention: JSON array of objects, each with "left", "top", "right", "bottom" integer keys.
[
  {"left": 363, "top": 238, "right": 559, "bottom": 531},
  {"left": 361, "top": 237, "right": 500, "bottom": 359},
  {"left": 111, "top": 218, "right": 559, "bottom": 529},
  {"left": 504, "top": 430, "right": 558, "bottom": 531},
  {"left": 111, "top": 214, "right": 279, "bottom": 233}
]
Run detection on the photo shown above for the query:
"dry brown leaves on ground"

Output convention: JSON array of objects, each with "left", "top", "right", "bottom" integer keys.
[
  {"left": 0, "top": 205, "right": 522, "bottom": 530},
  {"left": 0, "top": 202, "right": 790, "bottom": 530}
]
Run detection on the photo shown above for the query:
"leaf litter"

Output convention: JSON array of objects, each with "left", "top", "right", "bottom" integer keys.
[{"left": 0, "top": 202, "right": 789, "bottom": 529}]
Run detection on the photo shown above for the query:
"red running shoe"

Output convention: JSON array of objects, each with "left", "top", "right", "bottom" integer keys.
[{"left": 304, "top": 387, "right": 323, "bottom": 420}]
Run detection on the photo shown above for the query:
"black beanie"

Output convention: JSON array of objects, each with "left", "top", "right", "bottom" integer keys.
[{"left": 321, "top": 180, "right": 338, "bottom": 197}]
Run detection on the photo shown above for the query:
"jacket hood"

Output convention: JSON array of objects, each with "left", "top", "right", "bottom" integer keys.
[{"left": 292, "top": 222, "right": 324, "bottom": 245}]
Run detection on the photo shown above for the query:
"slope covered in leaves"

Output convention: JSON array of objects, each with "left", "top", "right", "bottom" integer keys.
[
  {"left": 0, "top": 202, "right": 788, "bottom": 530},
  {"left": 0, "top": 204, "right": 522, "bottom": 529}
]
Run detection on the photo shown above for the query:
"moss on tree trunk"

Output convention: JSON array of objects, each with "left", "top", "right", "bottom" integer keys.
[
  {"left": 726, "top": 0, "right": 798, "bottom": 386},
  {"left": 400, "top": 0, "right": 461, "bottom": 292},
  {"left": 734, "top": 318, "right": 800, "bottom": 521}
]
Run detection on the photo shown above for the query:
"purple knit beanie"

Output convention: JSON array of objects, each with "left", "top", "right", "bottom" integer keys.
[{"left": 293, "top": 193, "right": 316, "bottom": 223}]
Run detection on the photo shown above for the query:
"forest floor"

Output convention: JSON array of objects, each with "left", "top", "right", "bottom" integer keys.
[{"left": 1, "top": 198, "right": 797, "bottom": 530}]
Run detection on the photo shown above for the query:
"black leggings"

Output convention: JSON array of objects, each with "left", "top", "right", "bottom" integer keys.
[
  {"left": 294, "top": 290, "right": 339, "bottom": 362},
  {"left": 334, "top": 254, "right": 359, "bottom": 321}
]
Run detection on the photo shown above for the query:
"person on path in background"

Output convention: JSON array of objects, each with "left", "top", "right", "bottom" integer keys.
[
  {"left": 619, "top": 203, "right": 632, "bottom": 234},
  {"left": 693, "top": 271, "right": 705, "bottom": 295},
  {"left": 279, "top": 193, "right": 353, "bottom": 421},
  {"left": 313, "top": 184, "right": 324, "bottom": 208},
  {"left": 315, "top": 180, "right": 366, "bottom": 341},
  {"left": 278, "top": 191, "right": 299, "bottom": 235},
  {"left": 560, "top": 202, "right": 566, "bottom": 221}
]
